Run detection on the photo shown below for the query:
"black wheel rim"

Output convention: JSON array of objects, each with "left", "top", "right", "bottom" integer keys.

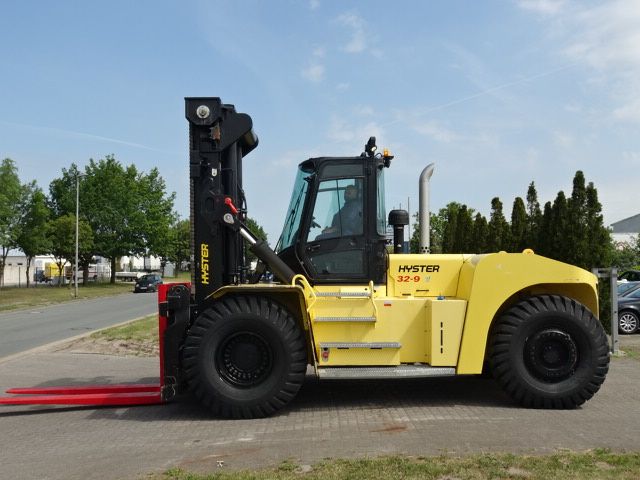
[
  {"left": 524, "top": 329, "right": 578, "bottom": 382},
  {"left": 216, "top": 332, "right": 273, "bottom": 388}
]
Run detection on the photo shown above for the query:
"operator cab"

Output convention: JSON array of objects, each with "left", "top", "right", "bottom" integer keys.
[{"left": 277, "top": 138, "right": 392, "bottom": 285}]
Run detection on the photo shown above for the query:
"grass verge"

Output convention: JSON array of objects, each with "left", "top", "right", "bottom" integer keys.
[
  {"left": 60, "top": 314, "right": 160, "bottom": 357},
  {"left": 90, "top": 314, "right": 158, "bottom": 343},
  {"left": 159, "top": 450, "right": 640, "bottom": 480},
  {"left": 0, "top": 282, "right": 133, "bottom": 312}
]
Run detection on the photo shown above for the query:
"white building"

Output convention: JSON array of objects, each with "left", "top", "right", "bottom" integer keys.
[
  {"left": 1, "top": 254, "right": 56, "bottom": 287},
  {"left": 611, "top": 214, "right": 640, "bottom": 248}
]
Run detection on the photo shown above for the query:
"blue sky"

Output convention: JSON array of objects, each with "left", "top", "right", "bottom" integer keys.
[{"left": 1, "top": 0, "right": 639, "bottom": 242}]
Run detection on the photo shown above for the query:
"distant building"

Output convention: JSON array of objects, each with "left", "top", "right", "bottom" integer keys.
[
  {"left": 1, "top": 254, "right": 56, "bottom": 287},
  {"left": 610, "top": 214, "right": 640, "bottom": 247}
]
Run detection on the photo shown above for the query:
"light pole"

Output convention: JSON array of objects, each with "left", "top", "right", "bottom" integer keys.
[{"left": 75, "top": 173, "right": 86, "bottom": 298}]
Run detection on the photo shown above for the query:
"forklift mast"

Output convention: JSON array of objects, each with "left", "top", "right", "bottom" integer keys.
[{"left": 186, "top": 98, "right": 258, "bottom": 306}]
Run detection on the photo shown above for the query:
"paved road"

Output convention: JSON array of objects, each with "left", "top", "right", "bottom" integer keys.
[
  {"left": 0, "top": 343, "right": 638, "bottom": 480},
  {"left": 0, "top": 293, "right": 158, "bottom": 358}
]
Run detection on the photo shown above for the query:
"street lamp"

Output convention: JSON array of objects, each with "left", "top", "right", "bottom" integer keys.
[{"left": 75, "top": 172, "right": 87, "bottom": 298}]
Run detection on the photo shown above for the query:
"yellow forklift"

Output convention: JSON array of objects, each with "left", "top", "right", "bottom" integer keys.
[{"left": 0, "top": 97, "right": 609, "bottom": 418}]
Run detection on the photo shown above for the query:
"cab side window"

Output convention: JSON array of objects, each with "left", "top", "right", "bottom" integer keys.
[
  {"left": 303, "top": 177, "right": 366, "bottom": 278},
  {"left": 308, "top": 179, "right": 363, "bottom": 240}
]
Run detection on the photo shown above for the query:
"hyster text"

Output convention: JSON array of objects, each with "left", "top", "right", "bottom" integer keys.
[{"left": 398, "top": 264, "right": 440, "bottom": 273}]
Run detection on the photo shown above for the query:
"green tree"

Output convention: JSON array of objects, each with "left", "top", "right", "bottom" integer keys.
[
  {"left": 525, "top": 182, "right": 542, "bottom": 252},
  {"left": 245, "top": 217, "right": 268, "bottom": 265},
  {"left": 410, "top": 211, "right": 444, "bottom": 253},
  {"left": 611, "top": 236, "right": 640, "bottom": 270},
  {"left": 537, "top": 201, "right": 553, "bottom": 258},
  {"left": 441, "top": 202, "right": 462, "bottom": 253},
  {"left": 487, "top": 197, "right": 510, "bottom": 252},
  {"left": 48, "top": 163, "right": 82, "bottom": 217},
  {"left": 470, "top": 212, "right": 488, "bottom": 253},
  {"left": 16, "top": 185, "right": 51, "bottom": 286},
  {"left": 584, "top": 181, "right": 612, "bottom": 269},
  {"left": 58, "top": 156, "right": 175, "bottom": 283},
  {"left": 566, "top": 171, "right": 588, "bottom": 268},
  {"left": 549, "top": 191, "right": 569, "bottom": 262},
  {"left": 137, "top": 167, "right": 176, "bottom": 262},
  {"left": 172, "top": 218, "right": 191, "bottom": 274},
  {"left": 452, "top": 204, "right": 473, "bottom": 252},
  {"left": 46, "top": 215, "right": 93, "bottom": 286},
  {"left": 0, "top": 158, "right": 25, "bottom": 287},
  {"left": 510, "top": 197, "right": 528, "bottom": 252}
]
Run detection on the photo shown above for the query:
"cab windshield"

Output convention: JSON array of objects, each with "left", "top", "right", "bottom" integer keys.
[{"left": 276, "top": 167, "right": 312, "bottom": 252}]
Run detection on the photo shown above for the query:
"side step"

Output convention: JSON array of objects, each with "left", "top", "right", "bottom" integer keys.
[
  {"left": 314, "top": 316, "right": 376, "bottom": 323},
  {"left": 316, "top": 291, "right": 372, "bottom": 298},
  {"left": 318, "top": 365, "right": 456, "bottom": 379},
  {"left": 320, "top": 342, "right": 400, "bottom": 349}
]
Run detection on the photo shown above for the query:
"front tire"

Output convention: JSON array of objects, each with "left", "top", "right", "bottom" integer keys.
[
  {"left": 183, "top": 295, "right": 307, "bottom": 418},
  {"left": 618, "top": 311, "right": 639, "bottom": 334},
  {"left": 489, "top": 295, "right": 609, "bottom": 409}
]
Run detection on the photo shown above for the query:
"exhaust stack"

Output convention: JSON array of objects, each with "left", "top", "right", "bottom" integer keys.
[{"left": 419, "top": 163, "right": 435, "bottom": 253}]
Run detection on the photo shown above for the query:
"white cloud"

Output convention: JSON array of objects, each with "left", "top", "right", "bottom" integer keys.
[
  {"left": 516, "top": 0, "right": 566, "bottom": 15},
  {"left": 327, "top": 115, "right": 385, "bottom": 147},
  {"left": 612, "top": 100, "right": 640, "bottom": 123},
  {"left": 518, "top": 0, "right": 640, "bottom": 124},
  {"left": 353, "top": 105, "right": 374, "bottom": 116},
  {"left": 411, "top": 121, "right": 457, "bottom": 143},
  {"left": 301, "top": 46, "right": 326, "bottom": 83},
  {"left": 336, "top": 11, "right": 367, "bottom": 54},
  {"left": 336, "top": 82, "right": 350, "bottom": 91},
  {"left": 553, "top": 131, "right": 574, "bottom": 148},
  {"left": 301, "top": 63, "right": 325, "bottom": 83},
  {"left": 309, "top": 0, "right": 320, "bottom": 10}
]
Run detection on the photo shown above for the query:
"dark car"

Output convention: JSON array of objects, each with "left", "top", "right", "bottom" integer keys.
[
  {"left": 134, "top": 274, "right": 162, "bottom": 293},
  {"left": 618, "top": 287, "right": 640, "bottom": 334},
  {"left": 618, "top": 281, "right": 640, "bottom": 297},
  {"left": 619, "top": 270, "right": 640, "bottom": 282}
]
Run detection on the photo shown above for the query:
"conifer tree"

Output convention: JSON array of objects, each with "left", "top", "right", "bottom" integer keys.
[
  {"left": 470, "top": 212, "right": 488, "bottom": 253},
  {"left": 549, "top": 191, "right": 569, "bottom": 262},
  {"left": 585, "top": 182, "right": 612, "bottom": 268},
  {"left": 441, "top": 202, "right": 461, "bottom": 253},
  {"left": 453, "top": 205, "right": 473, "bottom": 252},
  {"left": 537, "top": 201, "right": 553, "bottom": 258},
  {"left": 525, "top": 182, "right": 542, "bottom": 251},
  {"left": 566, "top": 171, "right": 588, "bottom": 267},
  {"left": 487, "top": 197, "right": 510, "bottom": 251},
  {"left": 510, "top": 197, "right": 528, "bottom": 252}
]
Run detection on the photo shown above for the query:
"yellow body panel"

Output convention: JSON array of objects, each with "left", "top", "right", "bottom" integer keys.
[
  {"left": 455, "top": 251, "right": 598, "bottom": 373},
  {"left": 387, "top": 254, "right": 465, "bottom": 297},
  {"left": 210, "top": 251, "right": 598, "bottom": 376}
]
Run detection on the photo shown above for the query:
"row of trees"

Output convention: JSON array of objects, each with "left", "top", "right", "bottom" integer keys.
[
  {"left": 410, "top": 171, "right": 620, "bottom": 271},
  {"left": 0, "top": 156, "right": 189, "bottom": 287}
]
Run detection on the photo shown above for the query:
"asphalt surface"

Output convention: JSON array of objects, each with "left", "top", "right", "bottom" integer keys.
[
  {"left": 0, "top": 293, "right": 158, "bottom": 358},
  {"left": 0, "top": 337, "right": 638, "bottom": 480}
]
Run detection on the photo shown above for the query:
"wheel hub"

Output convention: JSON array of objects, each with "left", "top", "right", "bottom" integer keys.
[
  {"left": 619, "top": 313, "right": 638, "bottom": 334},
  {"left": 217, "top": 332, "right": 273, "bottom": 387},
  {"left": 524, "top": 329, "right": 578, "bottom": 382}
]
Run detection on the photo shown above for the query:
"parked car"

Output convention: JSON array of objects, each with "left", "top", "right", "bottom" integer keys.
[
  {"left": 618, "top": 287, "right": 640, "bottom": 334},
  {"left": 618, "top": 269, "right": 640, "bottom": 283},
  {"left": 618, "top": 281, "right": 640, "bottom": 297},
  {"left": 133, "top": 274, "right": 162, "bottom": 293}
]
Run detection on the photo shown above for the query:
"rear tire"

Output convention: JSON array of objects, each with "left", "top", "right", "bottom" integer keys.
[
  {"left": 183, "top": 295, "right": 307, "bottom": 418},
  {"left": 489, "top": 295, "right": 609, "bottom": 408},
  {"left": 618, "top": 311, "right": 639, "bottom": 334}
]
